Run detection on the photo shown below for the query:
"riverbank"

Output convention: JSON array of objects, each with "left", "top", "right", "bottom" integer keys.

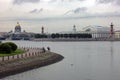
[
  {"left": 32, "top": 38, "right": 120, "bottom": 41},
  {"left": 0, "top": 51, "right": 64, "bottom": 78}
]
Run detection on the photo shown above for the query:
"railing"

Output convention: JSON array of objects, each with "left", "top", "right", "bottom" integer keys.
[{"left": 0, "top": 47, "right": 46, "bottom": 62}]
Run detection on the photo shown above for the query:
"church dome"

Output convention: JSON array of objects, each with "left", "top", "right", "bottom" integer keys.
[
  {"left": 15, "top": 22, "right": 21, "bottom": 27},
  {"left": 14, "top": 22, "right": 21, "bottom": 33}
]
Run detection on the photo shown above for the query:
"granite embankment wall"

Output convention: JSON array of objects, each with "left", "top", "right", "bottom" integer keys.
[
  {"left": 33, "top": 38, "right": 120, "bottom": 41},
  {"left": 0, "top": 52, "right": 64, "bottom": 78}
]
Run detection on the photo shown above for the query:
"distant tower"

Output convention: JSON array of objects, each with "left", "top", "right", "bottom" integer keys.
[
  {"left": 23, "top": 30, "right": 26, "bottom": 33},
  {"left": 73, "top": 25, "right": 76, "bottom": 33},
  {"left": 41, "top": 26, "right": 44, "bottom": 34},
  {"left": 110, "top": 22, "right": 114, "bottom": 37}
]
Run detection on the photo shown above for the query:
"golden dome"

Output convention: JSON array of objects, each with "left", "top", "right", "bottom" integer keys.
[{"left": 16, "top": 22, "right": 20, "bottom": 27}]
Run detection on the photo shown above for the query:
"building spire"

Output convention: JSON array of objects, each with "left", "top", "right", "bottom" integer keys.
[
  {"left": 41, "top": 26, "right": 44, "bottom": 34},
  {"left": 73, "top": 25, "right": 76, "bottom": 33},
  {"left": 110, "top": 22, "right": 114, "bottom": 37}
]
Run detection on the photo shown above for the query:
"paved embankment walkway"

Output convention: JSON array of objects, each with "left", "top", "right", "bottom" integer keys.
[
  {"left": 0, "top": 47, "right": 43, "bottom": 61},
  {"left": 0, "top": 48, "right": 64, "bottom": 78}
]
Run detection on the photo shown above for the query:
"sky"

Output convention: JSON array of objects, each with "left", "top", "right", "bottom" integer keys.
[{"left": 0, "top": 0, "right": 120, "bottom": 33}]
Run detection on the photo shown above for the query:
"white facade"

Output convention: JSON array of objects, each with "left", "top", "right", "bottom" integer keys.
[
  {"left": 82, "top": 25, "right": 111, "bottom": 38},
  {"left": 59, "top": 25, "right": 111, "bottom": 38}
]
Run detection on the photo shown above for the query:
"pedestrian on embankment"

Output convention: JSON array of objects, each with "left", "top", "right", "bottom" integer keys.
[
  {"left": 47, "top": 47, "right": 50, "bottom": 51},
  {"left": 42, "top": 47, "right": 46, "bottom": 53}
]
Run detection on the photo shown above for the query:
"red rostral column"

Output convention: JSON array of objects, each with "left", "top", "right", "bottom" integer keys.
[
  {"left": 110, "top": 22, "right": 114, "bottom": 36},
  {"left": 41, "top": 26, "right": 44, "bottom": 34}
]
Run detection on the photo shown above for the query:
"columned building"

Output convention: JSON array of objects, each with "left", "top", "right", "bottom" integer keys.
[{"left": 82, "top": 25, "right": 110, "bottom": 38}]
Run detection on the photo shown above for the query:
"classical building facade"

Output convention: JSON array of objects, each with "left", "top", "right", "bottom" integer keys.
[{"left": 82, "top": 25, "right": 110, "bottom": 38}]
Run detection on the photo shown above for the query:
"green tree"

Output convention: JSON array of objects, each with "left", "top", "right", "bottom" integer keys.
[
  {"left": 55, "top": 33, "right": 60, "bottom": 38},
  {"left": 0, "top": 43, "right": 12, "bottom": 53},
  {"left": 51, "top": 33, "right": 56, "bottom": 38},
  {"left": 34, "top": 34, "right": 40, "bottom": 38},
  {"left": 5, "top": 42, "right": 17, "bottom": 52},
  {"left": 63, "top": 34, "right": 68, "bottom": 38}
]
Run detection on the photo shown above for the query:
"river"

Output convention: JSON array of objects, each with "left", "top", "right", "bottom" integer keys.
[{"left": 1, "top": 41, "right": 120, "bottom": 80}]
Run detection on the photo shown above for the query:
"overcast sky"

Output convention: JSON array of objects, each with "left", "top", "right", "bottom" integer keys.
[
  {"left": 0, "top": 0, "right": 120, "bottom": 20},
  {"left": 0, "top": 0, "right": 120, "bottom": 33}
]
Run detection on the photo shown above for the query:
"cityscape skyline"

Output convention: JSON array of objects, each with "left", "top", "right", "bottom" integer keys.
[{"left": 0, "top": 17, "right": 119, "bottom": 33}]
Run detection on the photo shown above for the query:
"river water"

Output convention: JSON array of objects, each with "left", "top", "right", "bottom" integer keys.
[{"left": 1, "top": 41, "right": 120, "bottom": 80}]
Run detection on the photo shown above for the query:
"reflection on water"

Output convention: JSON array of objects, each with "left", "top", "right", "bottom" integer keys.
[
  {"left": 1, "top": 41, "right": 120, "bottom": 80},
  {"left": 110, "top": 42, "right": 114, "bottom": 70}
]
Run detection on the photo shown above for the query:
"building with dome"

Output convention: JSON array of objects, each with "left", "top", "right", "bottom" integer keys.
[
  {"left": 14, "top": 22, "right": 21, "bottom": 33},
  {"left": 8, "top": 22, "right": 31, "bottom": 40}
]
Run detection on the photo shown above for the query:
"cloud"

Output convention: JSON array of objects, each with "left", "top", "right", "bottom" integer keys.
[
  {"left": 74, "top": 7, "right": 87, "bottom": 13},
  {"left": 96, "top": 0, "right": 120, "bottom": 6},
  {"left": 10, "top": 12, "right": 120, "bottom": 21},
  {"left": 115, "top": 0, "right": 120, "bottom": 5},
  {"left": 68, "top": 0, "right": 86, "bottom": 2},
  {"left": 78, "top": 0, "right": 86, "bottom": 1},
  {"left": 29, "top": 9, "right": 37, "bottom": 13},
  {"left": 61, "top": 0, "right": 86, "bottom": 2},
  {"left": 13, "top": 0, "right": 40, "bottom": 5},
  {"left": 64, "top": 7, "right": 87, "bottom": 15},
  {"left": 48, "top": 0, "right": 57, "bottom": 3},
  {"left": 96, "top": 0, "right": 113, "bottom": 4},
  {"left": 38, "top": 8, "right": 43, "bottom": 12},
  {"left": 29, "top": 8, "right": 43, "bottom": 13},
  {"left": 13, "top": 0, "right": 87, "bottom": 5},
  {"left": 66, "top": 12, "right": 120, "bottom": 19},
  {"left": 49, "top": 0, "right": 86, "bottom": 3}
]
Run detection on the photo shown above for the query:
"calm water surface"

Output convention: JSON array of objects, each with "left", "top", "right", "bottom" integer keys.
[{"left": 1, "top": 41, "right": 120, "bottom": 80}]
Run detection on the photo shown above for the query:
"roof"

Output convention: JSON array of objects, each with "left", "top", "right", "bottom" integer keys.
[{"left": 82, "top": 25, "right": 110, "bottom": 32}]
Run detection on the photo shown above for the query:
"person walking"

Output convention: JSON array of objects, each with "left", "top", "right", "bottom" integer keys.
[
  {"left": 47, "top": 47, "right": 50, "bottom": 51},
  {"left": 42, "top": 47, "right": 46, "bottom": 53}
]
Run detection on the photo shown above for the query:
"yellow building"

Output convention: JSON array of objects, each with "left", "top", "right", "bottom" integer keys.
[{"left": 115, "top": 30, "right": 120, "bottom": 38}]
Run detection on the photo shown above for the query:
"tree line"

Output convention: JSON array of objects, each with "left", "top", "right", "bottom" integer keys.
[{"left": 34, "top": 33, "right": 92, "bottom": 38}]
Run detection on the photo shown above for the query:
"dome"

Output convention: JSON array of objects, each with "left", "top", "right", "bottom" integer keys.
[
  {"left": 14, "top": 22, "right": 21, "bottom": 33},
  {"left": 15, "top": 22, "right": 20, "bottom": 27}
]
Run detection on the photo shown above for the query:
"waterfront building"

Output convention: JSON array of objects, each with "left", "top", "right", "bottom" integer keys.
[
  {"left": 115, "top": 30, "right": 120, "bottom": 38},
  {"left": 9, "top": 22, "right": 31, "bottom": 40},
  {"left": 0, "top": 32, "right": 8, "bottom": 40},
  {"left": 59, "top": 25, "right": 111, "bottom": 38},
  {"left": 82, "top": 25, "right": 110, "bottom": 38}
]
